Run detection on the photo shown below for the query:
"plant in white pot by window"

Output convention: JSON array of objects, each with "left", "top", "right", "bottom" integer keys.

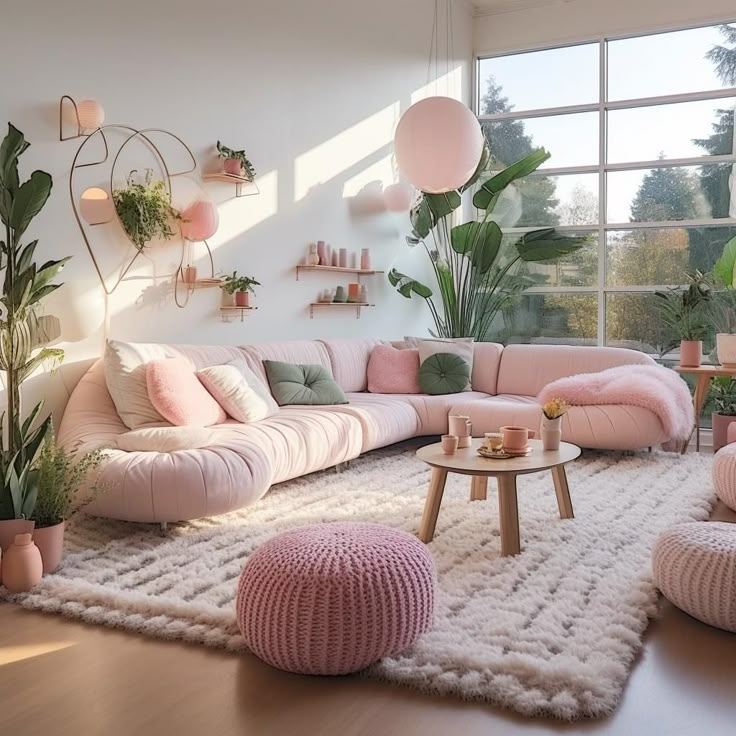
[
  {"left": 31, "top": 434, "right": 107, "bottom": 573},
  {"left": 220, "top": 271, "right": 261, "bottom": 307},
  {"left": 654, "top": 271, "right": 713, "bottom": 368},
  {"left": 710, "top": 377, "right": 736, "bottom": 452},
  {"left": 540, "top": 398, "right": 570, "bottom": 451},
  {"left": 711, "top": 234, "right": 736, "bottom": 367}
]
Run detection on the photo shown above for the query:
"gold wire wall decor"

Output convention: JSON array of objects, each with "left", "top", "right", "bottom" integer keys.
[{"left": 67, "top": 121, "right": 216, "bottom": 306}]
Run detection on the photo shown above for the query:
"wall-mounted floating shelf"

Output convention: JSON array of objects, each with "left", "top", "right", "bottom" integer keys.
[
  {"left": 296, "top": 265, "right": 384, "bottom": 281},
  {"left": 220, "top": 305, "right": 258, "bottom": 323},
  {"left": 203, "top": 172, "right": 259, "bottom": 198},
  {"left": 185, "top": 278, "right": 221, "bottom": 291},
  {"left": 309, "top": 302, "right": 374, "bottom": 319}
]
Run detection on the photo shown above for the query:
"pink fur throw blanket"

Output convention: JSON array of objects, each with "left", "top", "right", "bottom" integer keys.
[{"left": 538, "top": 364, "right": 694, "bottom": 448}]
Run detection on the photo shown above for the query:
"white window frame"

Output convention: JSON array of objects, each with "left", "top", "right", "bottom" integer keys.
[{"left": 476, "top": 19, "right": 736, "bottom": 348}]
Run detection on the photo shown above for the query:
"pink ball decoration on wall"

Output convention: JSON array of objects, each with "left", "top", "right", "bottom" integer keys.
[
  {"left": 383, "top": 183, "right": 415, "bottom": 212},
  {"left": 180, "top": 199, "right": 219, "bottom": 242},
  {"left": 77, "top": 99, "right": 105, "bottom": 131},
  {"left": 394, "top": 96, "right": 483, "bottom": 194}
]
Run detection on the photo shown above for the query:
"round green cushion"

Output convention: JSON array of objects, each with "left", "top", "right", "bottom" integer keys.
[{"left": 417, "top": 352, "right": 470, "bottom": 395}]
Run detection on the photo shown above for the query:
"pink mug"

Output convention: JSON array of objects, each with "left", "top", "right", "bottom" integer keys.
[
  {"left": 500, "top": 425, "right": 531, "bottom": 451},
  {"left": 441, "top": 434, "right": 459, "bottom": 454}
]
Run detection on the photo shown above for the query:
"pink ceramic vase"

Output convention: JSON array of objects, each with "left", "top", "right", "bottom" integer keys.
[
  {"left": 223, "top": 158, "right": 243, "bottom": 176},
  {"left": 2, "top": 533, "right": 43, "bottom": 592},
  {"left": 33, "top": 521, "right": 65, "bottom": 574},
  {"left": 679, "top": 340, "right": 702, "bottom": 368},
  {"left": 0, "top": 519, "right": 34, "bottom": 553},
  {"left": 235, "top": 291, "right": 250, "bottom": 307}
]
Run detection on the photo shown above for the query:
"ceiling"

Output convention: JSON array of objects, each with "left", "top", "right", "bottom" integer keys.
[{"left": 472, "top": 0, "right": 566, "bottom": 16}]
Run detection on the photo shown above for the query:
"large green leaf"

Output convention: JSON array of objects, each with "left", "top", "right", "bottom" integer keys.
[
  {"left": 424, "top": 191, "right": 462, "bottom": 220},
  {"left": 410, "top": 198, "right": 436, "bottom": 239},
  {"left": 0, "top": 123, "right": 29, "bottom": 193},
  {"left": 16, "top": 240, "right": 38, "bottom": 274},
  {"left": 450, "top": 221, "right": 502, "bottom": 273},
  {"left": 714, "top": 235, "right": 736, "bottom": 288},
  {"left": 387, "top": 268, "right": 432, "bottom": 299},
  {"left": 9, "top": 170, "right": 53, "bottom": 239},
  {"left": 515, "top": 229, "right": 586, "bottom": 262},
  {"left": 473, "top": 148, "right": 551, "bottom": 209}
]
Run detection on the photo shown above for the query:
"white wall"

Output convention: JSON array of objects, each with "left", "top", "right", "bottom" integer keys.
[
  {"left": 0, "top": 0, "right": 472, "bottom": 416},
  {"left": 475, "top": 0, "right": 735, "bottom": 55}
]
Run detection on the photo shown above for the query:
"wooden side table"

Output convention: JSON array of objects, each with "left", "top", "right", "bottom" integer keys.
[{"left": 674, "top": 365, "right": 736, "bottom": 452}]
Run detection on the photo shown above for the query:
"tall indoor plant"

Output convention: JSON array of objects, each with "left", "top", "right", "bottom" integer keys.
[
  {"left": 654, "top": 271, "right": 713, "bottom": 367},
  {"left": 0, "top": 124, "right": 68, "bottom": 549},
  {"left": 388, "top": 147, "right": 587, "bottom": 339}
]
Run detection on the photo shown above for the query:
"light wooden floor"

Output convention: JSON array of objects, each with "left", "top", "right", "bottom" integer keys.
[{"left": 1, "top": 513, "right": 734, "bottom": 736}]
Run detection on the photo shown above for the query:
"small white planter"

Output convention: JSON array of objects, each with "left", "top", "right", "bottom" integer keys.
[
  {"left": 541, "top": 416, "right": 562, "bottom": 451},
  {"left": 717, "top": 333, "right": 736, "bottom": 368}
]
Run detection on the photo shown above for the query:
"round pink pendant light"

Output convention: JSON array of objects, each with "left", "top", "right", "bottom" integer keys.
[
  {"left": 383, "top": 182, "right": 416, "bottom": 212},
  {"left": 180, "top": 199, "right": 219, "bottom": 242},
  {"left": 394, "top": 96, "right": 483, "bottom": 194}
]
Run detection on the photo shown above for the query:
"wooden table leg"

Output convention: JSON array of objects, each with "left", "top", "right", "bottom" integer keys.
[
  {"left": 418, "top": 468, "right": 448, "bottom": 543},
  {"left": 497, "top": 474, "right": 520, "bottom": 556},
  {"left": 692, "top": 375, "right": 710, "bottom": 453},
  {"left": 551, "top": 465, "right": 574, "bottom": 519},
  {"left": 470, "top": 475, "right": 488, "bottom": 501}
]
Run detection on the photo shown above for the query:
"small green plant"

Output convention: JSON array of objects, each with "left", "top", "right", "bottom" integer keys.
[
  {"left": 32, "top": 433, "right": 107, "bottom": 528},
  {"left": 220, "top": 271, "right": 261, "bottom": 295},
  {"left": 711, "top": 376, "right": 736, "bottom": 417},
  {"left": 216, "top": 141, "right": 256, "bottom": 181},
  {"left": 654, "top": 270, "right": 714, "bottom": 353},
  {"left": 112, "top": 169, "right": 180, "bottom": 250}
]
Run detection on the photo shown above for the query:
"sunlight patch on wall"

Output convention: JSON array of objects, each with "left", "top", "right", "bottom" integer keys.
[
  {"left": 342, "top": 154, "right": 395, "bottom": 198},
  {"left": 411, "top": 67, "right": 464, "bottom": 104},
  {"left": 294, "top": 103, "right": 399, "bottom": 202}
]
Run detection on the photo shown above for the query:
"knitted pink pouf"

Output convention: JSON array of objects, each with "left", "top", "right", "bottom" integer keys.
[
  {"left": 713, "top": 443, "right": 736, "bottom": 512},
  {"left": 653, "top": 522, "right": 736, "bottom": 633},
  {"left": 236, "top": 522, "right": 436, "bottom": 675}
]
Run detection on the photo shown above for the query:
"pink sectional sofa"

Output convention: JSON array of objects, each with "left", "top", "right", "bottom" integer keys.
[{"left": 58, "top": 339, "right": 670, "bottom": 523}]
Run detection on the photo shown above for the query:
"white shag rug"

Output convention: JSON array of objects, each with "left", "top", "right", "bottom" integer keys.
[{"left": 3, "top": 446, "right": 715, "bottom": 720}]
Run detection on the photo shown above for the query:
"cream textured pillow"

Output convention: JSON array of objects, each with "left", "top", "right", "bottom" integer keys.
[
  {"left": 115, "top": 426, "right": 216, "bottom": 453},
  {"left": 406, "top": 337, "right": 475, "bottom": 391},
  {"left": 104, "top": 340, "right": 172, "bottom": 429},
  {"left": 197, "top": 360, "right": 279, "bottom": 423}
]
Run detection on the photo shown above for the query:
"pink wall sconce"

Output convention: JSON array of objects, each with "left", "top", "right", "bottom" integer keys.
[
  {"left": 59, "top": 95, "right": 105, "bottom": 141},
  {"left": 79, "top": 186, "right": 114, "bottom": 225}
]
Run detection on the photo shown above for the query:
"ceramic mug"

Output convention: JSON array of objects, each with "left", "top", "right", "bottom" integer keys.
[
  {"left": 441, "top": 434, "right": 459, "bottom": 454},
  {"left": 500, "top": 425, "right": 530, "bottom": 451}
]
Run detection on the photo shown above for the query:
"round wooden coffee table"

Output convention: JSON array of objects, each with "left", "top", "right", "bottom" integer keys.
[{"left": 416, "top": 438, "right": 581, "bottom": 556}]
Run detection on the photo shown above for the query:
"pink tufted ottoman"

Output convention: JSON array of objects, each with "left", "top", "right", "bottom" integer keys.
[
  {"left": 653, "top": 522, "right": 736, "bottom": 633},
  {"left": 713, "top": 443, "right": 736, "bottom": 512},
  {"left": 236, "top": 522, "right": 436, "bottom": 675}
]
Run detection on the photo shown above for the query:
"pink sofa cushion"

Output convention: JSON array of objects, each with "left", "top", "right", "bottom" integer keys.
[
  {"left": 319, "top": 338, "right": 385, "bottom": 392},
  {"left": 367, "top": 345, "right": 421, "bottom": 394},
  {"left": 146, "top": 358, "right": 226, "bottom": 427}
]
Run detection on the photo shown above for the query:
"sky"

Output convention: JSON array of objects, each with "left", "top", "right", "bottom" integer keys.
[{"left": 477, "top": 24, "right": 735, "bottom": 225}]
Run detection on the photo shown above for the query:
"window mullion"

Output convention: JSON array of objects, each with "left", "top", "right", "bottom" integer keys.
[{"left": 597, "top": 38, "right": 607, "bottom": 348}]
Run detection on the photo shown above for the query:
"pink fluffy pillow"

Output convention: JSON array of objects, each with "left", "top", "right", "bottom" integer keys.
[
  {"left": 367, "top": 345, "right": 421, "bottom": 394},
  {"left": 146, "top": 358, "right": 226, "bottom": 427}
]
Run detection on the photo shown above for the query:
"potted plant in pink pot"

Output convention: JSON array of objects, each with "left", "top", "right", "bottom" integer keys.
[
  {"left": 220, "top": 271, "right": 261, "bottom": 307},
  {"left": 31, "top": 434, "right": 106, "bottom": 573},
  {"left": 654, "top": 271, "right": 713, "bottom": 368},
  {"left": 216, "top": 141, "right": 256, "bottom": 181},
  {"left": 710, "top": 377, "right": 736, "bottom": 452}
]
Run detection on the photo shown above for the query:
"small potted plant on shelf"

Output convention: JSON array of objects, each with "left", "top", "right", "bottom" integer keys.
[
  {"left": 220, "top": 271, "right": 261, "bottom": 307},
  {"left": 112, "top": 169, "right": 181, "bottom": 250},
  {"left": 31, "top": 433, "right": 107, "bottom": 573},
  {"left": 654, "top": 270, "right": 713, "bottom": 368},
  {"left": 216, "top": 141, "right": 257, "bottom": 181},
  {"left": 710, "top": 377, "right": 736, "bottom": 451}
]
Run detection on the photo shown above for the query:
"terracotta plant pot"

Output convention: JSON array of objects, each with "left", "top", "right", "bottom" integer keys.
[
  {"left": 2, "top": 533, "right": 43, "bottom": 592},
  {"left": 33, "top": 521, "right": 65, "bottom": 574},
  {"left": 0, "top": 518, "right": 34, "bottom": 553},
  {"left": 716, "top": 333, "right": 736, "bottom": 368},
  {"left": 712, "top": 413, "right": 736, "bottom": 452},
  {"left": 223, "top": 158, "right": 243, "bottom": 176},
  {"left": 235, "top": 291, "right": 249, "bottom": 307},
  {"left": 679, "top": 340, "right": 703, "bottom": 368},
  {"left": 182, "top": 266, "right": 197, "bottom": 284}
]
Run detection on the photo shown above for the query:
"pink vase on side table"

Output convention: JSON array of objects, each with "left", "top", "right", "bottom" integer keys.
[
  {"left": 2, "top": 533, "right": 43, "bottom": 592},
  {"left": 679, "top": 340, "right": 702, "bottom": 368}
]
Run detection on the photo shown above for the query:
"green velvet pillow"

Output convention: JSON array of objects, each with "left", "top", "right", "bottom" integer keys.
[
  {"left": 417, "top": 352, "right": 471, "bottom": 395},
  {"left": 263, "top": 360, "right": 348, "bottom": 406}
]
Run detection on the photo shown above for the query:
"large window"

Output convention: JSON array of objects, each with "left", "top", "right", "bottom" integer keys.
[{"left": 477, "top": 22, "right": 736, "bottom": 351}]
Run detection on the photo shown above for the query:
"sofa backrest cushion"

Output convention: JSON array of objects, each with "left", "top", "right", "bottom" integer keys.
[
  {"left": 471, "top": 342, "right": 504, "bottom": 395},
  {"left": 240, "top": 341, "right": 332, "bottom": 384},
  {"left": 496, "top": 344, "right": 655, "bottom": 397},
  {"left": 319, "top": 338, "right": 386, "bottom": 392},
  {"left": 367, "top": 344, "right": 421, "bottom": 394}
]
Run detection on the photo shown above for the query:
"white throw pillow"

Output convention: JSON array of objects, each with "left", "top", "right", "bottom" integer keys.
[
  {"left": 406, "top": 337, "right": 475, "bottom": 391},
  {"left": 104, "top": 339, "right": 173, "bottom": 429},
  {"left": 115, "top": 426, "right": 216, "bottom": 453},
  {"left": 197, "top": 360, "right": 279, "bottom": 423}
]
